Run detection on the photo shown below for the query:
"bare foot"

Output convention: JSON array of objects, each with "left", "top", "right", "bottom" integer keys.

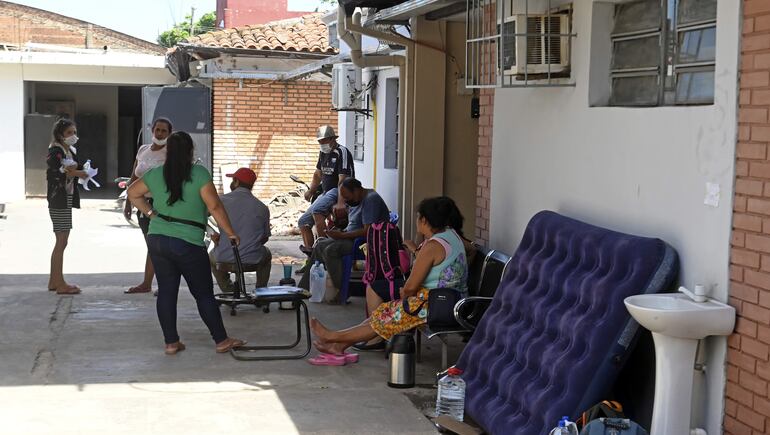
[
  {"left": 313, "top": 340, "right": 347, "bottom": 355},
  {"left": 309, "top": 317, "right": 334, "bottom": 342}
]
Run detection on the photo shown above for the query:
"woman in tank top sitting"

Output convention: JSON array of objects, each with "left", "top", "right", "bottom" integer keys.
[{"left": 310, "top": 196, "right": 470, "bottom": 357}]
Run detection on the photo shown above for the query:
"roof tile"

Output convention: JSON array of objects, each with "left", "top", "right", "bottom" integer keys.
[{"left": 184, "top": 13, "right": 337, "bottom": 54}]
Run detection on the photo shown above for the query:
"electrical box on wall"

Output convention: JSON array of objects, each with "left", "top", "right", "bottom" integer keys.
[{"left": 332, "top": 63, "right": 362, "bottom": 110}]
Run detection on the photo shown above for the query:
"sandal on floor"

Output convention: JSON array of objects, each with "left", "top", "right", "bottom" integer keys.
[
  {"left": 308, "top": 354, "right": 347, "bottom": 366},
  {"left": 165, "top": 342, "right": 186, "bottom": 355},
  {"left": 308, "top": 353, "right": 359, "bottom": 366},
  {"left": 50, "top": 284, "right": 77, "bottom": 292},
  {"left": 56, "top": 286, "right": 81, "bottom": 295},
  {"left": 215, "top": 338, "right": 246, "bottom": 353},
  {"left": 125, "top": 286, "right": 151, "bottom": 294},
  {"left": 352, "top": 340, "right": 386, "bottom": 352}
]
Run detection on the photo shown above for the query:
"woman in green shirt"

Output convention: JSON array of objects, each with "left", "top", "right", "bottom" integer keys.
[{"left": 127, "top": 131, "right": 244, "bottom": 355}]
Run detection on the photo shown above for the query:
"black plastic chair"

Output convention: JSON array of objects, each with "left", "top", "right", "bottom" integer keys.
[{"left": 415, "top": 246, "right": 512, "bottom": 369}]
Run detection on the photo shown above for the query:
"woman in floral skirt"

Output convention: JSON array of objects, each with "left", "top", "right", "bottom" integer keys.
[{"left": 310, "top": 196, "right": 469, "bottom": 355}]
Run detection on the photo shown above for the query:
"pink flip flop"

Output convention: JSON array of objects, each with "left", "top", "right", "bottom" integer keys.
[
  {"left": 308, "top": 353, "right": 347, "bottom": 366},
  {"left": 307, "top": 353, "right": 360, "bottom": 366}
]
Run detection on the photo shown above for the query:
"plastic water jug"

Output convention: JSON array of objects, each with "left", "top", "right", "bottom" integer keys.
[
  {"left": 309, "top": 261, "right": 326, "bottom": 303},
  {"left": 435, "top": 367, "right": 465, "bottom": 421},
  {"left": 548, "top": 416, "right": 579, "bottom": 435}
]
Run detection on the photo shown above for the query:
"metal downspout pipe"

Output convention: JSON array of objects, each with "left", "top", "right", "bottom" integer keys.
[{"left": 338, "top": 5, "right": 414, "bottom": 233}]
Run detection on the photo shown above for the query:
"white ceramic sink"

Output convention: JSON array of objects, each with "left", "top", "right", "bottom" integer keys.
[
  {"left": 624, "top": 293, "right": 735, "bottom": 339},
  {"left": 624, "top": 290, "right": 736, "bottom": 435}
]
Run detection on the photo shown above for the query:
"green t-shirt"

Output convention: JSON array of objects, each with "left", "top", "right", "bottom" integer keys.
[{"left": 143, "top": 164, "right": 212, "bottom": 246}]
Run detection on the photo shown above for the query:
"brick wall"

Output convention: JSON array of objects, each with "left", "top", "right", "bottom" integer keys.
[
  {"left": 475, "top": 88, "right": 494, "bottom": 246},
  {"left": 212, "top": 79, "right": 337, "bottom": 200},
  {"left": 0, "top": 1, "right": 162, "bottom": 53},
  {"left": 726, "top": 2, "right": 770, "bottom": 434}
]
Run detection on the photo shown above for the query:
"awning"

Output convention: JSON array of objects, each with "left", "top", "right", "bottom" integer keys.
[
  {"left": 279, "top": 46, "right": 398, "bottom": 81},
  {"left": 338, "top": 0, "right": 410, "bottom": 14},
  {"left": 278, "top": 52, "right": 351, "bottom": 81},
  {"left": 360, "top": 0, "right": 465, "bottom": 25}
]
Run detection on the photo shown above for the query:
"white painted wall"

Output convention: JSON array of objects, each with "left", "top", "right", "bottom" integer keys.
[
  {"left": 0, "top": 57, "right": 173, "bottom": 203},
  {"left": 344, "top": 67, "right": 400, "bottom": 213},
  {"left": 0, "top": 64, "right": 25, "bottom": 203},
  {"left": 488, "top": 1, "right": 739, "bottom": 433}
]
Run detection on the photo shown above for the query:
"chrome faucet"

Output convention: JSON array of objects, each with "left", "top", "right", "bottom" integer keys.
[{"left": 679, "top": 285, "right": 707, "bottom": 303}]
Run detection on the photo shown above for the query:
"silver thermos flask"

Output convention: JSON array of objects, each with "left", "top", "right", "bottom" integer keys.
[{"left": 388, "top": 333, "right": 416, "bottom": 388}]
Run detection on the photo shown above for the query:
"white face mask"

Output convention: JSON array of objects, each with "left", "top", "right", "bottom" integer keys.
[
  {"left": 64, "top": 135, "right": 79, "bottom": 146},
  {"left": 320, "top": 144, "right": 332, "bottom": 154},
  {"left": 152, "top": 136, "right": 167, "bottom": 146}
]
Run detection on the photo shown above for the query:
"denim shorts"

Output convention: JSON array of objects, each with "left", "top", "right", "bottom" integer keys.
[{"left": 298, "top": 188, "right": 338, "bottom": 227}]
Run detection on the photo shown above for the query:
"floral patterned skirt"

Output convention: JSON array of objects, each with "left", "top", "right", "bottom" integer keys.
[{"left": 370, "top": 288, "right": 430, "bottom": 340}]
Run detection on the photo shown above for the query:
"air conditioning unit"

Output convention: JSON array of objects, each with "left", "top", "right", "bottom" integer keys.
[
  {"left": 332, "top": 63, "right": 362, "bottom": 110},
  {"left": 502, "top": 14, "right": 570, "bottom": 76}
]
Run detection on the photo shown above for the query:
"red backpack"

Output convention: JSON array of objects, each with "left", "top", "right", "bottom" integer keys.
[{"left": 363, "top": 222, "right": 411, "bottom": 301}]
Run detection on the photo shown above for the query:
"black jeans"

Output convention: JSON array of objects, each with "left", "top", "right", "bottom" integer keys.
[{"left": 147, "top": 234, "right": 228, "bottom": 344}]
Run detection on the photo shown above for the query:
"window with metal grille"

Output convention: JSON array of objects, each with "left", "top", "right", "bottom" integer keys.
[
  {"left": 609, "top": 0, "right": 717, "bottom": 106},
  {"left": 466, "top": 0, "right": 575, "bottom": 88},
  {"left": 353, "top": 112, "right": 365, "bottom": 161}
]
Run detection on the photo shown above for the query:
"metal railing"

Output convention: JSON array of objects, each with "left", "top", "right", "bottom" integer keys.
[{"left": 466, "top": 0, "right": 577, "bottom": 88}]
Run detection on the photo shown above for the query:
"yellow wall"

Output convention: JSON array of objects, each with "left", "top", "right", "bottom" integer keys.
[{"left": 443, "top": 21, "right": 479, "bottom": 237}]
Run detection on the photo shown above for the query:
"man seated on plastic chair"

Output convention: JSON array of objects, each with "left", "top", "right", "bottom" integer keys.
[
  {"left": 299, "top": 177, "right": 389, "bottom": 303},
  {"left": 209, "top": 167, "right": 272, "bottom": 291}
]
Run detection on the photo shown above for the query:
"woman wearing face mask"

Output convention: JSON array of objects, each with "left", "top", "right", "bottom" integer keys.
[
  {"left": 47, "top": 118, "right": 88, "bottom": 294},
  {"left": 123, "top": 118, "right": 172, "bottom": 294}
]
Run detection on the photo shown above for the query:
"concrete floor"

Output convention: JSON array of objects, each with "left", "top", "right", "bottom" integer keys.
[{"left": 0, "top": 200, "right": 461, "bottom": 434}]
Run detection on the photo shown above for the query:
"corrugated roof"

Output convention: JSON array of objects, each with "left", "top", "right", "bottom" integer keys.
[{"left": 184, "top": 13, "right": 337, "bottom": 54}]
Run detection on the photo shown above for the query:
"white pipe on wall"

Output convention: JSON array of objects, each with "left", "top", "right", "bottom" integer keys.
[{"left": 338, "top": 5, "right": 413, "bottom": 228}]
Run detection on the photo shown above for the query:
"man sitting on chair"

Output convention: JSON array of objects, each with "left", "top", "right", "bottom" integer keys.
[
  {"left": 299, "top": 178, "right": 389, "bottom": 302},
  {"left": 210, "top": 167, "right": 272, "bottom": 291}
]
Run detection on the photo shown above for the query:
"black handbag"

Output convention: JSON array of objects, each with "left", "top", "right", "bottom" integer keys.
[{"left": 402, "top": 288, "right": 461, "bottom": 329}]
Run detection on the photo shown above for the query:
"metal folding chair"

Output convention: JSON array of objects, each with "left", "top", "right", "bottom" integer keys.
[{"left": 214, "top": 240, "right": 311, "bottom": 361}]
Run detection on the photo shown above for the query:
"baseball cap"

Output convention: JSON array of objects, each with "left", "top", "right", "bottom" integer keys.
[
  {"left": 226, "top": 167, "right": 257, "bottom": 185},
  {"left": 317, "top": 125, "right": 337, "bottom": 140}
]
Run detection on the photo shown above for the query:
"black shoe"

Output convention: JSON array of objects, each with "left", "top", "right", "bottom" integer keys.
[{"left": 352, "top": 340, "right": 386, "bottom": 352}]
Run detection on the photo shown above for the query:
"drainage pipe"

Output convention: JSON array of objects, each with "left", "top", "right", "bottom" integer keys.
[{"left": 338, "top": 5, "right": 414, "bottom": 234}]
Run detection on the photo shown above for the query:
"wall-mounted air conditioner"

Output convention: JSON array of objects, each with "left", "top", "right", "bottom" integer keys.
[
  {"left": 502, "top": 14, "right": 570, "bottom": 76},
  {"left": 332, "top": 63, "right": 362, "bottom": 110}
]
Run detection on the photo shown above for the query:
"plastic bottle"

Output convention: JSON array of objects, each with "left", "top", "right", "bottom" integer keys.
[
  {"left": 435, "top": 367, "right": 466, "bottom": 422},
  {"left": 548, "top": 416, "right": 579, "bottom": 435},
  {"left": 309, "top": 261, "right": 326, "bottom": 303}
]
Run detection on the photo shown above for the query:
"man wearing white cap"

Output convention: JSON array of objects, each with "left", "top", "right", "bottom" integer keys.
[{"left": 297, "top": 125, "right": 355, "bottom": 258}]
